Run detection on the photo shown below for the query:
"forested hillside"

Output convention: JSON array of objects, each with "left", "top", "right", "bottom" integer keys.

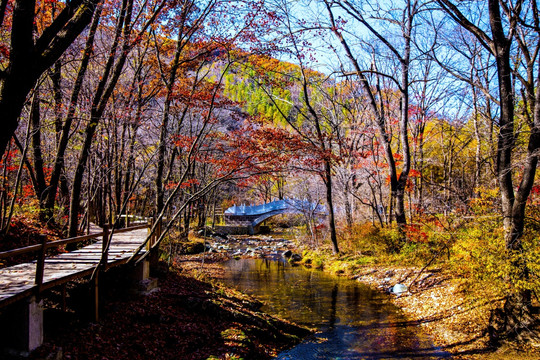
[{"left": 1, "top": 0, "right": 540, "bottom": 349}]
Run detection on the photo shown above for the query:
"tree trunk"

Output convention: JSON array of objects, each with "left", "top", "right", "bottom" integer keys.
[
  {"left": 395, "top": 55, "right": 412, "bottom": 231},
  {"left": 43, "top": 4, "right": 103, "bottom": 221},
  {"left": 344, "top": 181, "right": 353, "bottom": 229},
  {"left": 29, "top": 91, "right": 47, "bottom": 211},
  {"left": 68, "top": 0, "right": 137, "bottom": 236},
  {"left": 325, "top": 0, "right": 413, "bottom": 239},
  {"left": 488, "top": 0, "right": 537, "bottom": 339},
  {"left": 324, "top": 160, "right": 339, "bottom": 254},
  {"left": 0, "top": 0, "right": 99, "bottom": 159}
]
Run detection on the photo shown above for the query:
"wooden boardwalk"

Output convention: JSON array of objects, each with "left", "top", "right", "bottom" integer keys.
[{"left": 0, "top": 225, "right": 149, "bottom": 308}]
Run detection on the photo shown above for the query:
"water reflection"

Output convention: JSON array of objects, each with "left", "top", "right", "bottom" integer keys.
[{"left": 219, "top": 259, "right": 450, "bottom": 359}]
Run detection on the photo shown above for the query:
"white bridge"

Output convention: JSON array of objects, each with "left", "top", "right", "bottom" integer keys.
[{"left": 224, "top": 199, "right": 327, "bottom": 233}]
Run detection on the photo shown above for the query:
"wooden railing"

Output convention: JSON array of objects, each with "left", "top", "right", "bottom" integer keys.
[{"left": 0, "top": 222, "right": 150, "bottom": 295}]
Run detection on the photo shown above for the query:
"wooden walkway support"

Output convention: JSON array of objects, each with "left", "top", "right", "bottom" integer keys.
[{"left": 0, "top": 221, "right": 160, "bottom": 354}]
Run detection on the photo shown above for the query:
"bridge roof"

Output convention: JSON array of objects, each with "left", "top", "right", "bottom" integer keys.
[{"left": 224, "top": 199, "right": 327, "bottom": 217}]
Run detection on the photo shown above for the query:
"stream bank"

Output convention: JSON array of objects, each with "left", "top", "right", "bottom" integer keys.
[
  {"left": 195, "top": 232, "right": 540, "bottom": 359},
  {"left": 350, "top": 266, "right": 540, "bottom": 359},
  {"left": 303, "top": 257, "right": 540, "bottom": 359}
]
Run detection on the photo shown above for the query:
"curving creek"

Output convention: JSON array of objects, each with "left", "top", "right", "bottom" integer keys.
[{"left": 217, "top": 257, "right": 451, "bottom": 359}]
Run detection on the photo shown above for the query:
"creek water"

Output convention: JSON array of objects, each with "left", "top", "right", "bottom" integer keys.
[{"left": 219, "top": 258, "right": 451, "bottom": 359}]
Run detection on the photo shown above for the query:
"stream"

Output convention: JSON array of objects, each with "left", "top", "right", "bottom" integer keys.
[{"left": 218, "top": 258, "right": 451, "bottom": 359}]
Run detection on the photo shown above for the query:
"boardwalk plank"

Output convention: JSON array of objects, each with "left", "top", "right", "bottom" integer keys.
[{"left": 0, "top": 227, "right": 149, "bottom": 307}]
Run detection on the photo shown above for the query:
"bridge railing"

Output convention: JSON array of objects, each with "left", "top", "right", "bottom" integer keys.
[{"left": 0, "top": 222, "right": 150, "bottom": 295}]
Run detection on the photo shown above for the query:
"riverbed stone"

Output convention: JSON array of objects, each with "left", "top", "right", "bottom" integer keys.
[{"left": 392, "top": 283, "right": 408, "bottom": 295}]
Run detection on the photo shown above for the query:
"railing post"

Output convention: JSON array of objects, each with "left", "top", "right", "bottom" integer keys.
[
  {"left": 147, "top": 217, "right": 162, "bottom": 249},
  {"left": 147, "top": 218, "right": 154, "bottom": 251},
  {"left": 94, "top": 223, "right": 109, "bottom": 322},
  {"left": 35, "top": 234, "right": 47, "bottom": 297},
  {"left": 149, "top": 218, "right": 161, "bottom": 268},
  {"left": 157, "top": 218, "right": 162, "bottom": 247},
  {"left": 93, "top": 271, "right": 99, "bottom": 322},
  {"left": 101, "top": 224, "right": 109, "bottom": 269}
]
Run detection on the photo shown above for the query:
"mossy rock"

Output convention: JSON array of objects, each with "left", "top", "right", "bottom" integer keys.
[{"left": 179, "top": 240, "right": 206, "bottom": 254}]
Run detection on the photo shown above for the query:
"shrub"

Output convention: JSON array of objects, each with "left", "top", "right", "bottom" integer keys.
[
  {"left": 337, "top": 223, "right": 388, "bottom": 257},
  {"left": 301, "top": 250, "right": 324, "bottom": 269},
  {"left": 449, "top": 218, "right": 507, "bottom": 296}
]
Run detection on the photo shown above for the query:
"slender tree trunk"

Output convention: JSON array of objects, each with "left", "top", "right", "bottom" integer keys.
[
  {"left": 344, "top": 181, "right": 353, "bottom": 228},
  {"left": 154, "top": 1, "right": 193, "bottom": 214},
  {"left": 395, "top": 62, "right": 411, "bottom": 230},
  {"left": 1, "top": 118, "right": 32, "bottom": 235},
  {"left": 417, "top": 119, "right": 426, "bottom": 214},
  {"left": 324, "top": 160, "right": 339, "bottom": 254},
  {"left": 325, "top": 0, "right": 414, "bottom": 241},
  {"left": 44, "top": 4, "right": 103, "bottom": 220},
  {"left": 29, "top": 90, "right": 47, "bottom": 208},
  {"left": 69, "top": 0, "right": 134, "bottom": 236},
  {"left": 51, "top": 61, "right": 63, "bottom": 145}
]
